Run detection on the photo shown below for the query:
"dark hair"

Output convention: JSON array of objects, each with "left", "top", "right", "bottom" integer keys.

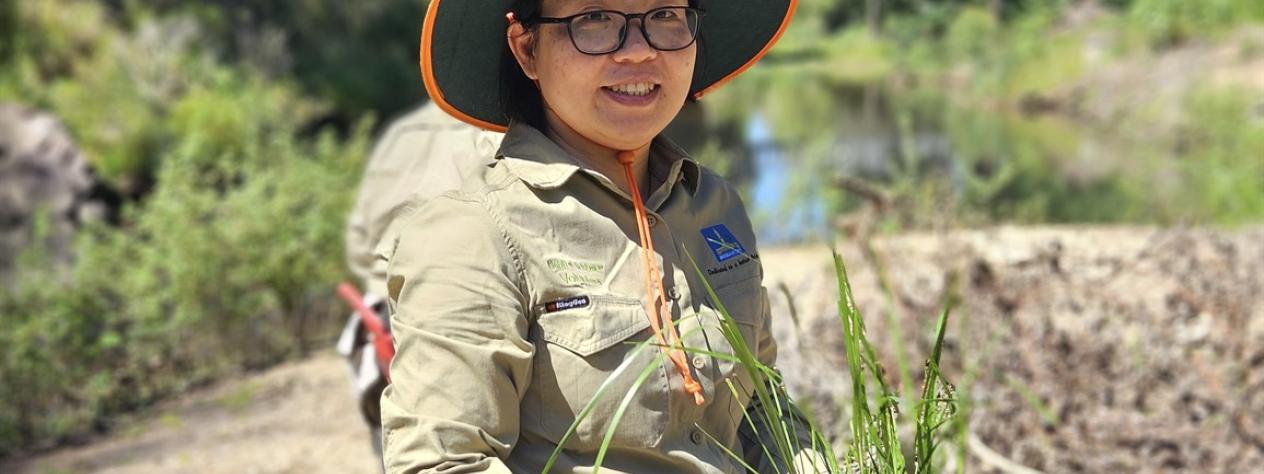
[
  {"left": 498, "top": 0, "right": 705, "bottom": 131},
  {"left": 500, "top": 0, "right": 546, "bottom": 129}
]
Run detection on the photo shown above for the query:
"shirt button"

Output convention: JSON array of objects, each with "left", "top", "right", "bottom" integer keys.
[
  {"left": 667, "top": 286, "right": 681, "bottom": 301},
  {"left": 692, "top": 355, "right": 706, "bottom": 369},
  {"left": 690, "top": 429, "right": 705, "bottom": 445},
  {"left": 646, "top": 214, "right": 659, "bottom": 227}
]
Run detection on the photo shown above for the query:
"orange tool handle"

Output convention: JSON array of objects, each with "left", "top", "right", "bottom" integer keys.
[{"left": 337, "top": 282, "right": 395, "bottom": 381}]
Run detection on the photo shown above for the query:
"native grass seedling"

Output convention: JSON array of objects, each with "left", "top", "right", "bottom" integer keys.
[{"left": 545, "top": 247, "right": 957, "bottom": 473}]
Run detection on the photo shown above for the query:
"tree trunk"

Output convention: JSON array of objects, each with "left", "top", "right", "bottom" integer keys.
[{"left": 866, "top": 0, "right": 883, "bottom": 36}]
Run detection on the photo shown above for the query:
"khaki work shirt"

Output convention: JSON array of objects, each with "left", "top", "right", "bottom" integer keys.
[
  {"left": 380, "top": 123, "right": 818, "bottom": 473},
  {"left": 346, "top": 102, "right": 503, "bottom": 297}
]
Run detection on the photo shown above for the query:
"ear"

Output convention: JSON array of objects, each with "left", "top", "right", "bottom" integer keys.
[{"left": 507, "top": 23, "right": 539, "bottom": 81}]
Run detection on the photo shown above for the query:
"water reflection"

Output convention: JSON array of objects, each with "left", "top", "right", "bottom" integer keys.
[
  {"left": 747, "top": 113, "right": 828, "bottom": 245},
  {"left": 685, "top": 70, "right": 1191, "bottom": 243}
]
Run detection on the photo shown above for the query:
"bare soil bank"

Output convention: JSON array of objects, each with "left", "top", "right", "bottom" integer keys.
[
  {"left": 768, "top": 225, "right": 1264, "bottom": 473},
  {"left": 7, "top": 226, "right": 1262, "bottom": 473}
]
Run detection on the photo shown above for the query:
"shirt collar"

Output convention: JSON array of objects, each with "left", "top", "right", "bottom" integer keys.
[{"left": 496, "top": 122, "right": 701, "bottom": 195}]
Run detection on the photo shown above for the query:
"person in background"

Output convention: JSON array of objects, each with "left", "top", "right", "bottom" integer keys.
[{"left": 338, "top": 100, "right": 503, "bottom": 464}]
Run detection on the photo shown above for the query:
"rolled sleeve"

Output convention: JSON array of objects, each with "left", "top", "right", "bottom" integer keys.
[{"left": 380, "top": 194, "right": 533, "bottom": 474}]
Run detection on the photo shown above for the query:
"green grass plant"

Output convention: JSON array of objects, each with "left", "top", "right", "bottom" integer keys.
[
  {"left": 833, "top": 250, "right": 957, "bottom": 474},
  {"left": 545, "top": 247, "right": 957, "bottom": 473},
  {"left": 1003, "top": 375, "right": 1057, "bottom": 427}
]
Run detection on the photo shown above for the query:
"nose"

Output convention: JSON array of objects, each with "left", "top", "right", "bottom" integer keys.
[{"left": 612, "top": 18, "right": 656, "bottom": 63}]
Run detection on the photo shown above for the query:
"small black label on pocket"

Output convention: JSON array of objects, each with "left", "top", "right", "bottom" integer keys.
[{"left": 542, "top": 295, "right": 590, "bottom": 313}]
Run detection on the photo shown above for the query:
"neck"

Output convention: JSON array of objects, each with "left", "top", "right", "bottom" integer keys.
[{"left": 542, "top": 112, "right": 652, "bottom": 199}]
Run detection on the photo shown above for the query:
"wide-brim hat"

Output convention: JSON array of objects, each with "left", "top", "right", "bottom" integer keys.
[{"left": 419, "top": 0, "right": 799, "bottom": 132}]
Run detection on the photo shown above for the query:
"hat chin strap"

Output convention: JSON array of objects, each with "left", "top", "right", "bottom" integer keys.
[{"left": 617, "top": 150, "right": 706, "bottom": 406}]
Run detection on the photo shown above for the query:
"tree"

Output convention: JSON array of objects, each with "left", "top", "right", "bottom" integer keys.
[{"left": 868, "top": 0, "right": 885, "bottom": 34}]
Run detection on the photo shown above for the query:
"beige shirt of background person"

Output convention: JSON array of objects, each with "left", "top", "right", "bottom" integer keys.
[
  {"left": 377, "top": 123, "right": 822, "bottom": 474},
  {"left": 345, "top": 101, "right": 504, "bottom": 297}
]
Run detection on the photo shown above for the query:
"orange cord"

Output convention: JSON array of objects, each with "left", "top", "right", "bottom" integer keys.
[{"left": 617, "top": 151, "right": 705, "bottom": 406}]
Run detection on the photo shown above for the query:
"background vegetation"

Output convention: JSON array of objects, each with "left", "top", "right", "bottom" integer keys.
[
  {"left": 0, "top": 0, "right": 374, "bottom": 455},
  {"left": 1, "top": 0, "right": 1262, "bottom": 462},
  {"left": 703, "top": 0, "right": 1264, "bottom": 233}
]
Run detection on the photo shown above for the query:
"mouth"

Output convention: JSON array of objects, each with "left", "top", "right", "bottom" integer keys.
[
  {"left": 603, "top": 82, "right": 660, "bottom": 97},
  {"left": 601, "top": 81, "right": 661, "bottom": 106}
]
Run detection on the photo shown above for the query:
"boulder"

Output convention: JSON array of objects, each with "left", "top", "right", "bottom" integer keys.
[{"left": 0, "top": 104, "right": 112, "bottom": 282}]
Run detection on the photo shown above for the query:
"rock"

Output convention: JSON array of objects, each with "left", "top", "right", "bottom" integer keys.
[{"left": 0, "top": 104, "right": 113, "bottom": 282}]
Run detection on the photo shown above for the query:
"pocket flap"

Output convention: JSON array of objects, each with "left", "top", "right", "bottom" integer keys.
[{"left": 536, "top": 295, "right": 651, "bottom": 357}]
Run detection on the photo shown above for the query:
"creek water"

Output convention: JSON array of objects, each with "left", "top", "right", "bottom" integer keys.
[{"left": 676, "top": 79, "right": 1163, "bottom": 244}]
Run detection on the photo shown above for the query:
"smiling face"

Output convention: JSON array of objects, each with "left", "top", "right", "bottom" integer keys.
[{"left": 508, "top": 0, "right": 697, "bottom": 153}]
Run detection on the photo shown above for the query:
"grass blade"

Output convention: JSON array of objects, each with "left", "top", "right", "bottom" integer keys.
[
  {"left": 541, "top": 333, "right": 660, "bottom": 473},
  {"left": 593, "top": 352, "right": 669, "bottom": 473}
]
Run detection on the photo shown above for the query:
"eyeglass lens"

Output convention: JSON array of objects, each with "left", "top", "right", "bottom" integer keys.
[{"left": 570, "top": 7, "right": 699, "bottom": 54}]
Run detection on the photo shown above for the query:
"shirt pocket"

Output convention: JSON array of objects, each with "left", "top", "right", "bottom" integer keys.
[{"left": 523, "top": 294, "right": 670, "bottom": 451}]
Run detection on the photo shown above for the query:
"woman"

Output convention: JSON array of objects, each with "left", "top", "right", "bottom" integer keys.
[{"left": 380, "top": 0, "right": 818, "bottom": 472}]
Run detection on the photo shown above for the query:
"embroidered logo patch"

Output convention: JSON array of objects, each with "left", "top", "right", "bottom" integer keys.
[
  {"left": 546, "top": 257, "right": 605, "bottom": 287},
  {"left": 701, "top": 224, "right": 746, "bottom": 263},
  {"left": 541, "top": 295, "right": 591, "bottom": 314}
]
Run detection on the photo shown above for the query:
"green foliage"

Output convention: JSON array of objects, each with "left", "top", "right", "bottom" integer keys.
[
  {"left": 142, "top": 0, "right": 429, "bottom": 124},
  {"left": 0, "top": 1, "right": 329, "bottom": 194},
  {"left": 0, "top": 1, "right": 147, "bottom": 189},
  {"left": 937, "top": 88, "right": 1264, "bottom": 225},
  {"left": 823, "top": 28, "right": 897, "bottom": 83},
  {"left": 0, "top": 115, "right": 367, "bottom": 456},
  {"left": 689, "top": 248, "right": 839, "bottom": 473},
  {"left": 0, "top": 225, "right": 115, "bottom": 452},
  {"left": 0, "top": 0, "right": 15, "bottom": 60},
  {"left": 0, "top": 0, "right": 370, "bottom": 457},
  {"left": 1127, "top": 0, "right": 1264, "bottom": 47},
  {"left": 1162, "top": 89, "right": 1264, "bottom": 224},
  {"left": 944, "top": 7, "right": 1000, "bottom": 65},
  {"left": 727, "top": 0, "right": 1264, "bottom": 229},
  {"left": 2, "top": 0, "right": 114, "bottom": 79},
  {"left": 832, "top": 252, "right": 956, "bottom": 474}
]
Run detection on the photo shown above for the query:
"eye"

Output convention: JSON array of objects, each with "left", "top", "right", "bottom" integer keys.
[
  {"left": 579, "top": 11, "right": 614, "bottom": 22},
  {"left": 649, "top": 8, "right": 680, "bottom": 20}
]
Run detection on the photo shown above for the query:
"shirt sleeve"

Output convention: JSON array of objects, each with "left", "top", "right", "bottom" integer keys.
[
  {"left": 346, "top": 122, "right": 414, "bottom": 297},
  {"left": 742, "top": 284, "right": 832, "bottom": 474},
  {"left": 379, "top": 193, "right": 533, "bottom": 474}
]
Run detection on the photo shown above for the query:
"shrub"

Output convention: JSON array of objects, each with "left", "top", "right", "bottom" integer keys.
[
  {"left": 0, "top": 1, "right": 370, "bottom": 456},
  {"left": 1127, "top": 0, "right": 1264, "bottom": 47},
  {"left": 0, "top": 113, "right": 367, "bottom": 456}
]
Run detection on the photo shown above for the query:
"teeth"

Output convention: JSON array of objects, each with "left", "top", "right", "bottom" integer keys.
[{"left": 610, "top": 82, "right": 655, "bottom": 96}]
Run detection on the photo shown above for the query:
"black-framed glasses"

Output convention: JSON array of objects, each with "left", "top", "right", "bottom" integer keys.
[{"left": 533, "top": 6, "right": 703, "bottom": 55}]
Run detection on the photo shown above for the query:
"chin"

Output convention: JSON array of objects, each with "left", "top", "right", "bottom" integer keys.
[
  {"left": 595, "top": 118, "right": 671, "bottom": 150},
  {"left": 598, "top": 132, "right": 657, "bottom": 151}
]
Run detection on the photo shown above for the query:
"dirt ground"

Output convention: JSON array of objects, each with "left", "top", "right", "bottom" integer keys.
[
  {"left": 2, "top": 355, "right": 381, "bottom": 474},
  {"left": 5, "top": 225, "right": 1263, "bottom": 473},
  {"left": 766, "top": 225, "right": 1264, "bottom": 473}
]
